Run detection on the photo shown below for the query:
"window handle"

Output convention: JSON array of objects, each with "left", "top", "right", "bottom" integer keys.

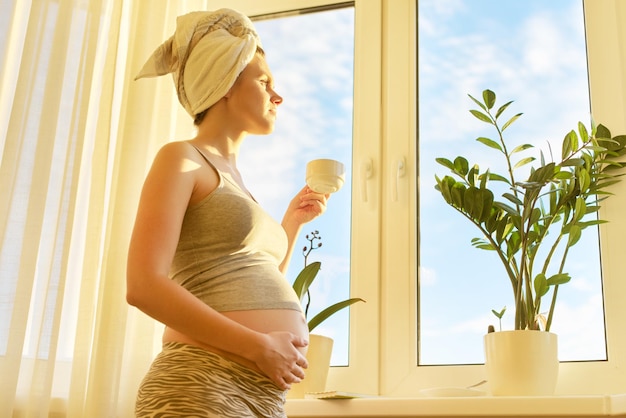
[
  {"left": 392, "top": 157, "right": 406, "bottom": 202},
  {"left": 360, "top": 158, "right": 373, "bottom": 202}
]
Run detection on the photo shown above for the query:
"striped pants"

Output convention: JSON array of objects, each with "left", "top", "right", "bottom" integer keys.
[{"left": 135, "top": 342, "right": 287, "bottom": 418}]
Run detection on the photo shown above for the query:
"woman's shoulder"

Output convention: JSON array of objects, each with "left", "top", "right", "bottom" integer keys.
[
  {"left": 150, "top": 141, "right": 207, "bottom": 171},
  {"left": 155, "top": 140, "right": 197, "bottom": 159},
  {"left": 151, "top": 140, "right": 221, "bottom": 205}
]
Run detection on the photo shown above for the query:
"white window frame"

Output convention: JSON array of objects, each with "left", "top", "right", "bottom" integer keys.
[
  {"left": 380, "top": 0, "right": 626, "bottom": 396},
  {"left": 211, "top": 0, "right": 626, "bottom": 396}
]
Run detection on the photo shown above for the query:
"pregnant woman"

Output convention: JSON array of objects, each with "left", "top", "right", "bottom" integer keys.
[{"left": 127, "top": 9, "right": 330, "bottom": 417}]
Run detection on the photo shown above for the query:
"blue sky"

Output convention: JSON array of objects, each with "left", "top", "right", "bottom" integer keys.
[{"left": 238, "top": 0, "right": 606, "bottom": 366}]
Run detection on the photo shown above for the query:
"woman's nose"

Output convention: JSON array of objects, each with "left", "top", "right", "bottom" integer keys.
[{"left": 271, "top": 89, "right": 283, "bottom": 105}]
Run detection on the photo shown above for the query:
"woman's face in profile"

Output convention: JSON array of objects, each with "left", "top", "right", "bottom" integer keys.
[{"left": 225, "top": 53, "right": 283, "bottom": 135}]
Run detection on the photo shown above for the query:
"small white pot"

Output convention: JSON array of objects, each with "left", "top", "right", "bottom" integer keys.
[
  {"left": 484, "top": 330, "right": 558, "bottom": 396},
  {"left": 287, "top": 334, "right": 334, "bottom": 399}
]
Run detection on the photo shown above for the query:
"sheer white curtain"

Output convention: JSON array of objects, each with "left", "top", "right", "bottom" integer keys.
[{"left": 0, "top": 0, "right": 204, "bottom": 416}]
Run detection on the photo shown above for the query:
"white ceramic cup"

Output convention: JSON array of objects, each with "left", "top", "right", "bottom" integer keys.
[{"left": 305, "top": 159, "right": 345, "bottom": 194}]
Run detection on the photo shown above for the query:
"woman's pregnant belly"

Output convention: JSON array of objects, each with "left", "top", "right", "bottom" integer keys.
[{"left": 162, "top": 308, "right": 309, "bottom": 373}]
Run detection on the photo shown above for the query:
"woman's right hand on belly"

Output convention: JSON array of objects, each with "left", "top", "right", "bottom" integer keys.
[{"left": 253, "top": 331, "right": 309, "bottom": 390}]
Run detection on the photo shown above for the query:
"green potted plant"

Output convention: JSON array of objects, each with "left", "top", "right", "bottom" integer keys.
[
  {"left": 288, "top": 230, "right": 365, "bottom": 398},
  {"left": 434, "top": 89, "right": 626, "bottom": 395},
  {"left": 292, "top": 230, "right": 365, "bottom": 332}
]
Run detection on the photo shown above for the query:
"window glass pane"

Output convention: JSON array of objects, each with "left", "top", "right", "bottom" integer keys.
[
  {"left": 418, "top": 0, "right": 606, "bottom": 365},
  {"left": 240, "top": 7, "right": 354, "bottom": 366}
]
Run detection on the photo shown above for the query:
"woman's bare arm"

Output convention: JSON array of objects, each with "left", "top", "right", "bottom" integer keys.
[{"left": 279, "top": 186, "right": 329, "bottom": 274}]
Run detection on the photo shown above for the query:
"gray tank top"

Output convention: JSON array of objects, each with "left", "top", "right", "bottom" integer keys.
[{"left": 169, "top": 144, "right": 302, "bottom": 312}]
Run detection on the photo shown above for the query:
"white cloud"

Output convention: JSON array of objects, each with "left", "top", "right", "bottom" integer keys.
[
  {"left": 550, "top": 294, "right": 607, "bottom": 360},
  {"left": 570, "top": 276, "right": 597, "bottom": 293},
  {"left": 418, "top": 0, "right": 467, "bottom": 37}
]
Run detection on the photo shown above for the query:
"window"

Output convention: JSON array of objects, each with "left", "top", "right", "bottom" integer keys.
[
  {"left": 379, "top": 0, "right": 626, "bottom": 397},
  {"left": 418, "top": 0, "right": 606, "bottom": 365}
]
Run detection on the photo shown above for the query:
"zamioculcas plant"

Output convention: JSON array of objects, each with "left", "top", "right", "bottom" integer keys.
[
  {"left": 292, "top": 230, "right": 365, "bottom": 332},
  {"left": 434, "top": 89, "right": 626, "bottom": 331}
]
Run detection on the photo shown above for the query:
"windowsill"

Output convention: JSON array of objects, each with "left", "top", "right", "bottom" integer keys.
[{"left": 285, "top": 394, "right": 626, "bottom": 418}]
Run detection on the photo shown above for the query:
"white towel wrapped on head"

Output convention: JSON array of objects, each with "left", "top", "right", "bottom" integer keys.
[{"left": 135, "top": 9, "right": 262, "bottom": 117}]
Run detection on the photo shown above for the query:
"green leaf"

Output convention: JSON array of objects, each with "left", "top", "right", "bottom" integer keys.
[
  {"left": 595, "top": 123, "right": 612, "bottom": 139},
  {"left": 495, "top": 217, "right": 513, "bottom": 244},
  {"left": 307, "top": 298, "right": 365, "bottom": 332},
  {"left": 513, "top": 156, "right": 535, "bottom": 169},
  {"left": 506, "top": 231, "right": 521, "bottom": 258},
  {"left": 479, "top": 170, "right": 489, "bottom": 189},
  {"left": 464, "top": 187, "right": 480, "bottom": 219},
  {"left": 603, "top": 134, "right": 626, "bottom": 152},
  {"left": 534, "top": 273, "right": 549, "bottom": 298},
  {"left": 546, "top": 273, "right": 571, "bottom": 286},
  {"left": 434, "top": 175, "right": 450, "bottom": 203},
  {"left": 503, "top": 192, "right": 523, "bottom": 206},
  {"left": 511, "top": 143, "right": 533, "bottom": 154},
  {"left": 493, "top": 201, "right": 519, "bottom": 216},
  {"left": 567, "top": 224, "right": 582, "bottom": 247},
  {"left": 292, "top": 262, "right": 321, "bottom": 301},
  {"left": 501, "top": 113, "right": 523, "bottom": 131},
  {"left": 578, "top": 219, "right": 608, "bottom": 228},
  {"left": 578, "top": 121, "right": 589, "bottom": 143},
  {"left": 528, "top": 207, "right": 541, "bottom": 225},
  {"left": 596, "top": 137, "right": 621, "bottom": 150},
  {"left": 467, "top": 165, "right": 479, "bottom": 187},
  {"left": 479, "top": 189, "right": 494, "bottom": 222},
  {"left": 495, "top": 101, "right": 513, "bottom": 119},
  {"left": 469, "top": 109, "right": 492, "bottom": 124},
  {"left": 560, "top": 158, "right": 585, "bottom": 167},
  {"left": 476, "top": 136, "right": 502, "bottom": 151},
  {"left": 579, "top": 168, "right": 591, "bottom": 192},
  {"left": 465, "top": 187, "right": 489, "bottom": 222},
  {"left": 472, "top": 237, "right": 495, "bottom": 250},
  {"left": 573, "top": 198, "right": 587, "bottom": 222},
  {"left": 562, "top": 131, "right": 574, "bottom": 159},
  {"left": 473, "top": 242, "right": 495, "bottom": 250},
  {"left": 583, "top": 205, "right": 601, "bottom": 214},
  {"left": 468, "top": 93, "right": 487, "bottom": 112},
  {"left": 485, "top": 216, "right": 497, "bottom": 234},
  {"left": 454, "top": 156, "right": 470, "bottom": 176},
  {"left": 435, "top": 157, "right": 455, "bottom": 171},
  {"left": 529, "top": 162, "right": 556, "bottom": 183},
  {"left": 586, "top": 145, "right": 609, "bottom": 153},
  {"left": 483, "top": 89, "right": 496, "bottom": 109},
  {"left": 451, "top": 182, "right": 466, "bottom": 208},
  {"left": 554, "top": 171, "right": 573, "bottom": 179},
  {"left": 549, "top": 183, "right": 558, "bottom": 213},
  {"left": 487, "top": 173, "right": 511, "bottom": 184},
  {"left": 491, "top": 306, "right": 506, "bottom": 319}
]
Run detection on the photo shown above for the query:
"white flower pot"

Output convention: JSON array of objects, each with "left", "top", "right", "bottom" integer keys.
[
  {"left": 484, "top": 330, "right": 558, "bottom": 396},
  {"left": 287, "top": 334, "right": 334, "bottom": 399}
]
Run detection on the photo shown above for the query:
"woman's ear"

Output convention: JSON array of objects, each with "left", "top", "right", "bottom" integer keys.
[{"left": 224, "top": 70, "right": 245, "bottom": 99}]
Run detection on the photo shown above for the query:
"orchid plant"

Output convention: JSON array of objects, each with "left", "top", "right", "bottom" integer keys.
[{"left": 292, "top": 230, "right": 365, "bottom": 332}]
